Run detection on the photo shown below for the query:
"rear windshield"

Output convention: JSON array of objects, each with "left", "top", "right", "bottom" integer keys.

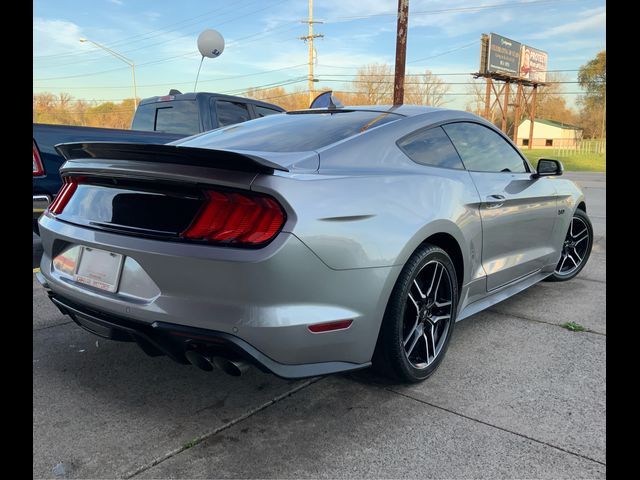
[
  {"left": 179, "top": 110, "right": 401, "bottom": 152},
  {"left": 131, "top": 100, "right": 200, "bottom": 135}
]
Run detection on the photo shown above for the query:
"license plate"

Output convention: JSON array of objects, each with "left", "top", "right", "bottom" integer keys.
[{"left": 74, "top": 247, "right": 124, "bottom": 293}]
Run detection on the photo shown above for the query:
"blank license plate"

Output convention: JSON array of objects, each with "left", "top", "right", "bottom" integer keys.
[{"left": 74, "top": 247, "right": 124, "bottom": 293}]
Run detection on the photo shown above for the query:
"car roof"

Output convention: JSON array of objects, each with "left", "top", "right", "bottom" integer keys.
[{"left": 287, "top": 105, "right": 448, "bottom": 117}]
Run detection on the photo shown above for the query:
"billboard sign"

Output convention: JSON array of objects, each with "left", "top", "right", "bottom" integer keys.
[
  {"left": 487, "top": 33, "right": 521, "bottom": 76},
  {"left": 519, "top": 45, "right": 548, "bottom": 83}
]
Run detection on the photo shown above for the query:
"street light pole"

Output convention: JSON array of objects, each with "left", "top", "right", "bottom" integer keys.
[{"left": 79, "top": 38, "right": 137, "bottom": 113}]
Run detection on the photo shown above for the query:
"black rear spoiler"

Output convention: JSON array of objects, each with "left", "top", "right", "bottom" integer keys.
[{"left": 55, "top": 142, "right": 289, "bottom": 175}]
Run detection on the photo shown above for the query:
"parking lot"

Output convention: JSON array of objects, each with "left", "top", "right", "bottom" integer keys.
[{"left": 33, "top": 172, "right": 605, "bottom": 479}]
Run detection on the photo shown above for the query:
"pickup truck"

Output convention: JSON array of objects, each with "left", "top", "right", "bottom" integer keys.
[{"left": 33, "top": 91, "right": 285, "bottom": 233}]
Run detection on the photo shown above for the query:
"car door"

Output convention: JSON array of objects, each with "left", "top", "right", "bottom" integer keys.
[{"left": 442, "top": 121, "right": 558, "bottom": 291}]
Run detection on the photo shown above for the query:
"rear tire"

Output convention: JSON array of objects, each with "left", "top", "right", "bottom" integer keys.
[
  {"left": 373, "top": 244, "right": 458, "bottom": 383},
  {"left": 544, "top": 209, "right": 592, "bottom": 282}
]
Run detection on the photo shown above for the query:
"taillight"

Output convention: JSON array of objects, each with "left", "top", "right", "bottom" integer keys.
[
  {"left": 33, "top": 141, "right": 44, "bottom": 176},
  {"left": 181, "top": 190, "right": 286, "bottom": 246},
  {"left": 48, "top": 176, "right": 83, "bottom": 215}
]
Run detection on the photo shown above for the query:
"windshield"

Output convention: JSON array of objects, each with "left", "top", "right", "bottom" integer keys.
[{"left": 177, "top": 110, "right": 402, "bottom": 152}]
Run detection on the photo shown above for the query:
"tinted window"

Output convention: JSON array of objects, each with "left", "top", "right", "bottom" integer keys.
[
  {"left": 216, "top": 101, "right": 251, "bottom": 127},
  {"left": 178, "top": 111, "right": 401, "bottom": 152},
  {"left": 398, "top": 126, "right": 464, "bottom": 169},
  {"left": 255, "top": 105, "right": 282, "bottom": 118},
  {"left": 154, "top": 101, "right": 201, "bottom": 135},
  {"left": 443, "top": 122, "right": 528, "bottom": 173},
  {"left": 130, "top": 104, "right": 156, "bottom": 131}
]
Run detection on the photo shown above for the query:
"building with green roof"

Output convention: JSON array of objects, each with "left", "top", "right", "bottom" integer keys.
[{"left": 517, "top": 118, "right": 583, "bottom": 149}]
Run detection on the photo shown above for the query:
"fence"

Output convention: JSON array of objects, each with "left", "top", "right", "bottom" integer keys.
[{"left": 553, "top": 138, "right": 606, "bottom": 157}]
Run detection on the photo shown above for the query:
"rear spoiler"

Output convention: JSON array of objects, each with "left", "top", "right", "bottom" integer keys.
[{"left": 55, "top": 142, "right": 289, "bottom": 175}]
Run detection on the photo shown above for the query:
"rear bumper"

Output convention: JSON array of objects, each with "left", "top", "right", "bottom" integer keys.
[
  {"left": 37, "top": 214, "right": 401, "bottom": 368},
  {"left": 36, "top": 277, "right": 368, "bottom": 379}
]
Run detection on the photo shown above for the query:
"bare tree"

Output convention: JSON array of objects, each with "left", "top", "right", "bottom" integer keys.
[
  {"left": 404, "top": 70, "right": 451, "bottom": 106},
  {"left": 33, "top": 92, "right": 135, "bottom": 128},
  {"left": 351, "top": 64, "right": 394, "bottom": 104},
  {"left": 244, "top": 86, "right": 309, "bottom": 110},
  {"left": 464, "top": 78, "right": 486, "bottom": 116},
  {"left": 534, "top": 73, "right": 576, "bottom": 124}
]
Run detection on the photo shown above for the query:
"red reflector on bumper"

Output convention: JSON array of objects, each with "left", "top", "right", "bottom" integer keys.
[{"left": 308, "top": 319, "right": 353, "bottom": 333}]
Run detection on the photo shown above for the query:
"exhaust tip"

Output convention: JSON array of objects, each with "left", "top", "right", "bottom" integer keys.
[
  {"left": 212, "top": 357, "right": 249, "bottom": 377},
  {"left": 185, "top": 350, "right": 214, "bottom": 372}
]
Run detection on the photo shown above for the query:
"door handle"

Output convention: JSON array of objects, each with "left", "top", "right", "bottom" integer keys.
[{"left": 485, "top": 194, "right": 506, "bottom": 209}]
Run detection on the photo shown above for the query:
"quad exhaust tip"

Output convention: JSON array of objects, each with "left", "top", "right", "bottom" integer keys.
[
  {"left": 185, "top": 350, "right": 215, "bottom": 372},
  {"left": 212, "top": 356, "right": 250, "bottom": 377},
  {"left": 185, "top": 350, "right": 249, "bottom": 376}
]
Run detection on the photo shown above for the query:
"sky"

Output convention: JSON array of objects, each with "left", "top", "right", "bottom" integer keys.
[{"left": 33, "top": 0, "right": 606, "bottom": 110}]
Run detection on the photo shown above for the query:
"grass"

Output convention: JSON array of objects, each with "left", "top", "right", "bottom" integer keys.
[
  {"left": 561, "top": 321, "right": 589, "bottom": 332},
  {"left": 183, "top": 438, "right": 200, "bottom": 449},
  {"left": 520, "top": 148, "right": 606, "bottom": 172}
]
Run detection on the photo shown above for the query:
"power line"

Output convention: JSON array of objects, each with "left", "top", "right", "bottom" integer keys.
[
  {"left": 222, "top": 77, "right": 308, "bottom": 95},
  {"left": 34, "top": 71, "right": 593, "bottom": 96},
  {"left": 35, "top": 21, "right": 301, "bottom": 71},
  {"left": 34, "top": 64, "right": 308, "bottom": 90},
  {"left": 318, "top": 79, "right": 599, "bottom": 85},
  {"left": 34, "top": 0, "right": 266, "bottom": 61},
  {"left": 35, "top": 77, "right": 309, "bottom": 104},
  {"left": 323, "top": 0, "right": 575, "bottom": 22},
  {"left": 255, "top": 90, "right": 311, "bottom": 101},
  {"left": 315, "top": 69, "right": 580, "bottom": 77},
  {"left": 35, "top": 22, "right": 303, "bottom": 82},
  {"left": 407, "top": 42, "right": 477, "bottom": 64},
  {"left": 34, "top": 90, "right": 591, "bottom": 105},
  {"left": 328, "top": 91, "right": 589, "bottom": 96},
  {"left": 105, "top": 0, "right": 291, "bottom": 58}
]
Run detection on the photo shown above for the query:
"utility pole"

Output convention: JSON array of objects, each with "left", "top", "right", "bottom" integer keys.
[
  {"left": 528, "top": 85, "right": 537, "bottom": 150},
  {"left": 393, "top": 0, "right": 409, "bottom": 105},
  {"left": 512, "top": 83, "right": 523, "bottom": 144},
  {"left": 299, "top": 0, "right": 323, "bottom": 105}
]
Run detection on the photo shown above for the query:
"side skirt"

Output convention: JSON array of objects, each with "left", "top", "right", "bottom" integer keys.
[{"left": 457, "top": 268, "right": 553, "bottom": 322}]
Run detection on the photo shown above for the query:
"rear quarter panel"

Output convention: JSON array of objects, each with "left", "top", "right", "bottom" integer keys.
[{"left": 251, "top": 112, "right": 486, "bottom": 291}]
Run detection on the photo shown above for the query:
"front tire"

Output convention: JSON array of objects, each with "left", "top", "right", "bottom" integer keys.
[
  {"left": 373, "top": 244, "right": 458, "bottom": 383},
  {"left": 545, "top": 208, "right": 592, "bottom": 282}
]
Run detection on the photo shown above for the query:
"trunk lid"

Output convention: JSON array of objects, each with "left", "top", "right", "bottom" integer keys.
[{"left": 51, "top": 142, "right": 314, "bottom": 245}]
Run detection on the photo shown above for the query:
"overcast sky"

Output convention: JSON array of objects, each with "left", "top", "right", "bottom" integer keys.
[{"left": 33, "top": 0, "right": 606, "bottom": 109}]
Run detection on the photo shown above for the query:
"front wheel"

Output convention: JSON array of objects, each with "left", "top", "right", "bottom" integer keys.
[
  {"left": 544, "top": 208, "right": 593, "bottom": 282},
  {"left": 373, "top": 244, "right": 458, "bottom": 383}
]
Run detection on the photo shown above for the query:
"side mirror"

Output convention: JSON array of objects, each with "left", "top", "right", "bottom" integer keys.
[{"left": 533, "top": 158, "right": 563, "bottom": 178}]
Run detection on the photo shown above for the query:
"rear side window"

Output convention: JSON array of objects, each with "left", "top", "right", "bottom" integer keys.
[
  {"left": 442, "top": 122, "right": 528, "bottom": 173},
  {"left": 131, "top": 101, "right": 200, "bottom": 135},
  {"left": 398, "top": 126, "right": 464, "bottom": 169},
  {"left": 131, "top": 104, "right": 155, "bottom": 131},
  {"left": 255, "top": 105, "right": 283, "bottom": 118},
  {"left": 216, "top": 101, "right": 251, "bottom": 127}
]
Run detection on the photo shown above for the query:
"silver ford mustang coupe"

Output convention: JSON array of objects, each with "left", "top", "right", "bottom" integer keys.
[{"left": 36, "top": 105, "right": 592, "bottom": 383}]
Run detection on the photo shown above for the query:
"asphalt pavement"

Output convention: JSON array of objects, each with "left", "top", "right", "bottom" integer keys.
[{"left": 33, "top": 172, "right": 606, "bottom": 479}]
